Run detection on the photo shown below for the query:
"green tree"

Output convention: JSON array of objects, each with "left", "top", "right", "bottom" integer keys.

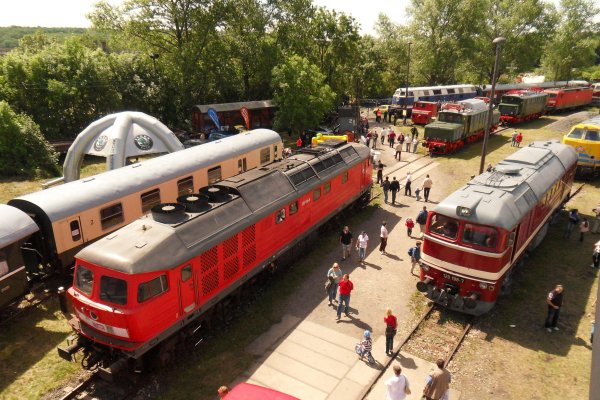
[
  {"left": 272, "top": 55, "right": 335, "bottom": 136},
  {"left": 541, "top": 0, "right": 599, "bottom": 80},
  {"left": 0, "top": 101, "right": 58, "bottom": 177}
]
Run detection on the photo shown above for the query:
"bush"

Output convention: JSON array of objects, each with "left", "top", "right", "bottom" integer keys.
[{"left": 0, "top": 101, "right": 59, "bottom": 178}]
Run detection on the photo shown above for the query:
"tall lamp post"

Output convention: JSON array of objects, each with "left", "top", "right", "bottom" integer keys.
[
  {"left": 479, "top": 37, "right": 506, "bottom": 174},
  {"left": 404, "top": 41, "right": 412, "bottom": 124}
]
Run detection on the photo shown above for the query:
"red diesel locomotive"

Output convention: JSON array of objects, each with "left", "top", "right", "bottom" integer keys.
[
  {"left": 58, "top": 140, "right": 372, "bottom": 371},
  {"left": 544, "top": 86, "right": 593, "bottom": 112},
  {"left": 416, "top": 140, "right": 577, "bottom": 315}
]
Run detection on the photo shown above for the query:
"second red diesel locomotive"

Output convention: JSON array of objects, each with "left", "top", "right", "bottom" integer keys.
[{"left": 416, "top": 140, "right": 577, "bottom": 315}]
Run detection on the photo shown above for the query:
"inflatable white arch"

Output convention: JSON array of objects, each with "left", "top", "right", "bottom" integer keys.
[{"left": 63, "top": 112, "right": 184, "bottom": 182}]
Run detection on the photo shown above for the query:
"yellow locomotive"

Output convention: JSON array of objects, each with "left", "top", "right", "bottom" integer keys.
[{"left": 562, "top": 116, "right": 600, "bottom": 176}]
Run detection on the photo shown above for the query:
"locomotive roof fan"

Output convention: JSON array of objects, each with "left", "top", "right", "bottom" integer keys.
[
  {"left": 151, "top": 203, "right": 188, "bottom": 224},
  {"left": 177, "top": 193, "right": 211, "bottom": 213},
  {"left": 199, "top": 185, "right": 231, "bottom": 203}
]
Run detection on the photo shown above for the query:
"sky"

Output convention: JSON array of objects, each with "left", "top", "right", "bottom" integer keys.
[{"left": 0, "top": 0, "right": 408, "bottom": 36}]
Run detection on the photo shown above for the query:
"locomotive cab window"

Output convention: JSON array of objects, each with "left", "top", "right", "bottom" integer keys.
[
  {"left": 342, "top": 171, "right": 348, "bottom": 184},
  {"left": 141, "top": 188, "right": 161, "bottom": 213},
  {"left": 100, "top": 276, "right": 127, "bottom": 305},
  {"left": 567, "top": 128, "right": 585, "bottom": 139},
  {"left": 181, "top": 265, "right": 192, "bottom": 282},
  {"left": 313, "top": 188, "right": 321, "bottom": 201},
  {"left": 462, "top": 224, "right": 498, "bottom": 249},
  {"left": 138, "top": 274, "right": 168, "bottom": 303},
  {"left": 324, "top": 182, "right": 331, "bottom": 195},
  {"left": 429, "top": 214, "right": 458, "bottom": 240},
  {"left": 177, "top": 176, "right": 194, "bottom": 196},
  {"left": 100, "top": 203, "right": 124, "bottom": 230},
  {"left": 260, "top": 148, "right": 271, "bottom": 164},
  {"left": 585, "top": 130, "right": 600, "bottom": 141},
  {"left": 75, "top": 265, "right": 94, "bottom": 296},
  {"left": 208, "top": 166, "right": 222, "bottom": 184},
  {"left": 276, "top": 209, "right": 286, "bottom": 224}
]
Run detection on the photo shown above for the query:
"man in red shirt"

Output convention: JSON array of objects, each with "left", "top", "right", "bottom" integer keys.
[{"left": 336, "top": 274, "right": 354, "bottom": 320}]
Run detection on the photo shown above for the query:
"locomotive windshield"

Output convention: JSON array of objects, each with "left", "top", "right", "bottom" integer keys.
[
  {"left": 462, "top": 223, "right": 498, "bottom": 249},
  {"left": 100, "top": 276, "right": 128, "bottom": 305},
  {"left": 75, "top": 265, "right": 94, "bottom": 295},
  {"left": 438, "top": 113, "right": 463, "bottom": 124},
  {"left": 500, "top": 96, "right": 521, "bottom": 104},
  {"left": 568, "top": 128, "right": 600, "bottom": 141},
  {"left": 429, "top": 214, "right": 459, "bottom": 240}
]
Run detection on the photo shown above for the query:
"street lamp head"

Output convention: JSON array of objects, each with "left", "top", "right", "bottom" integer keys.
[{"left": 492, "top": 37, "right": 506, "bottom": 45}]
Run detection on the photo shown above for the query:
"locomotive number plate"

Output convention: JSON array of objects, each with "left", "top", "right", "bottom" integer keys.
[{"left": 442, "top": 272, "right": 465, "bottom": 283}]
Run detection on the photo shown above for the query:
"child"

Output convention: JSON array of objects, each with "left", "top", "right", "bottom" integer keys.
[
  {"left": 357, "top": 330, "right": 373, "bottom": 363},
  {"left": 415, "top": 187, "right": 422, "bottom": 201},
  {"left": 405, "top": 218, "right": 415, "bottom": 237}
]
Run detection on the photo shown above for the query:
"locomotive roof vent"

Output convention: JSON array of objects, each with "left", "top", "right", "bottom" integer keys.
[
  {"left": 177, "top": 193, "right": 211, "bottom": 213},
  {"left": 151, "top": 203, "right": 188, "bottom": 224},
  {"left": 199, "top": 185, "right": 231, "bottom": 203},
  {"left": 495, "top": 165, "right": 521, "bottom": 175}
]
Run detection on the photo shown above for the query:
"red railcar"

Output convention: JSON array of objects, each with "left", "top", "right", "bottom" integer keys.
[
  {"left": 58, "top": 140, "right": 372, "bottom": 368},
  {"left": 545, "top": 87, "right": 593, "bottom": 111},
  {"left": 416, "top": 141, "right": 577, "bottom": 315},
  {"left": 411, "top": 101, "right": 439, "bottom": 125}
]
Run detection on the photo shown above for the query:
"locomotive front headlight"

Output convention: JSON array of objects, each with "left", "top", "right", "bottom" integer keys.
[
  {"left": 479, "top": 282, "right": 488, "bottom": 290},
  {"left": 488, "top": 285, "right": 495, "bottom": 291},
  {"left": 421, "top": 264, "right": 430, "bottom": 271},
  {"left": 457, "top": 206, "right": 472, "bottom": 217}
]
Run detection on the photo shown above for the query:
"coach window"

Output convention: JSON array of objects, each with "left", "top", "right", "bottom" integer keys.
[
  {"left": 260, "top": 148, "right": 271, "bottom": 165},
  {"left": 430, "top": 214, "right": 458, "bottom": 240},
  {"left": 138, "top": 274, "right": 168, "bottom": 303},
  {"left": 208, "top": 166, "right": 222, "bottom": 184},
  {"left": 0, "top": 252, "right": 8, "bottom": 277},
  {"left": 289, "top": 201, "right": 298, "bottom": 215},
  {"left": 100, "top": 276, "right": 127, "bottom": 305},
  {"left": 462, "top": 223, "right": 498, "bottom": 249},
  {"left": 276, "top": 209, "right": 286, "bottom": 224},
  {"left": 342, "top": 172, "right": 348, "bottom": 184},
  {"left": 100, "top": 203, "right": 124, "bottom": 230},
  {"left": 141, "top": 188, "right": 161, "bottom": 213},
  {"left": 177, "top": 176, "right": 194, "bottom": 196},
  {"left": 324, "top": 182, "right": 331, "bottom": 195},
  {"left": 313, "top": 188, "right": 321, "bottom": 201},
  {"left": 70, "top": 220, "right": 81, "bottom": 242},
  {"left": 75, "top": 265, "right": 94, "bottom": 296},
  {"left": 181, "top": 265, "right": 192, "bottom": 282}
]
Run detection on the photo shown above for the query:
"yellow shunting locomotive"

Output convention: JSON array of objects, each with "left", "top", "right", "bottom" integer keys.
[{"left": 562, "top": 116, "right": 600, "bottom": 176}]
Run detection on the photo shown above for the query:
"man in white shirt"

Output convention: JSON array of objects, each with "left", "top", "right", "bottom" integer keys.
[
  {"left": 356, "top": 231, "right": 369, "bottom": 264},
  {"left": 380, "top": 221, "right": 389, "bottom": 255},
  {"left": 385, "top": 365, "right": 410, "bottom": 400},
  {"left": 405, "top": 135, "right": 412, "bottom": 152}
]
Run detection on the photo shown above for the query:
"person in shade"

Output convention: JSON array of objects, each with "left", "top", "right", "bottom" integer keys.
[
  {"left": 545, "top": 284, "right": 564, "bottom": 333},
  {"left": 336, "top": 274, "right": 354, "bottom": 320},
  {"left": 340, "top": 225, "right": 353, "bottom": 260}
]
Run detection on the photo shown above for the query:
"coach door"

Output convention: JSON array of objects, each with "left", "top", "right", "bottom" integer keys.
[
  {"left": 178, "top": 264, "right": 196, "bottom": 315},
  {"left": 238, "top": 158, "right": 247, "bottom": 174}
]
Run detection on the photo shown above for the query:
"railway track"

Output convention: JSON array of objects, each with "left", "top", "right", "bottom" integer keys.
[
  {"left": 363, "top": 303, "right": 474, "bottom": 399},
  {"left": 58, "top": 370, "right": 135, "bottom": 400},
  {"left": 0, "top": 288, "right": 55, "bottom": 326}
]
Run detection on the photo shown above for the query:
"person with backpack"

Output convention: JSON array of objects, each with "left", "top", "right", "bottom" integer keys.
[
  {"left": 405, "top": 218, "right": 415, "bottom": 237},
  {"left": 408, "top": 241, "right": 422, "bottom": 275},
  {"left": 416, "top": 206, "right": 428, "bottom": 237}
]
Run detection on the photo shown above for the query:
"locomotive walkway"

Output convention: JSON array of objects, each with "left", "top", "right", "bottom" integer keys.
[{"left": 227, "top": 125, "right": 462, "bottom": 400}]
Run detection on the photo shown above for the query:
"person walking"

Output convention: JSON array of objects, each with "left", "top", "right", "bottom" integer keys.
[
  {"left": 398, "top": 132, "right": 405, "bottom": 148},
  {"left": 376, "top": 161, "right": 384, "bottom": 185},
  {"left": 411, "top": 125, "right": 418, "bottom": 139},
  {"left": 385, "top": 365, "right": 410, "bottom": 400},
  {"left": 395, "top": 142, "right": 402, "bottom": 161},
  {"left": 382, "top": 176, "right": 391, "bottom": 204},
  {"left": 422, "top": 174, "right": 433, "bottom": 202},
  {"left": 516, "top": 132, "right": 523, "bottom": 147},
  {"left": 356, "top": 231, "right": 369, "bottom": 264},
  {"left": 405, "top": 135, "right": 412, "bottom": 152},
  {"left": 565, "top": 209, "right": 580, "bottom": 238},
  {"left": 580, "top": 219, "right": 590, "bottom": 242},
  {"left": 381, "top": 128, "right": 386, "bottom": 145},
  {"left": 336, "top": 274, "right": 354, "bottom": 320},
  {"left": 372, "top": 131, "right": 378, "bottom": 149},
  {"left": 390, "top": 177, "right": 400, "bottom": 205},
  {"left": 384, "top": 308, "right": 398, "bottom": 355},
  {"left": 545, "top": 284, "right": 564, "bottom": 332},
  {"left": 416, "top": 206, "right": 429, "bottom": 237},
  {"left": 404, "top": 172, "right": 412, "bottom": 196},
  {"left": 380, "top": 221, "right": 389, "bottom": 255},
  {"left": 388, "top": 129, "right": 396, "bottom": 148},
  {"left": 511, "top": 130, "right": 517, "bottom": 147},
  {"left": 405, "top": 218, "right": 415, "bottom": 237},
  {"left": 591, "top": 205, "right": 600, "bottom": 233},
  {"left": 409, "top": 241, "right": 421, "bottom": 275},
  {"left": 422, "top": 359, "right": 451, "bottom": 400},
  {"left": 340, "top": 226, "right": 353, "bottom": 260},
  {"left": 326, "top": 263, "right": 343, "bottom": 306}
]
